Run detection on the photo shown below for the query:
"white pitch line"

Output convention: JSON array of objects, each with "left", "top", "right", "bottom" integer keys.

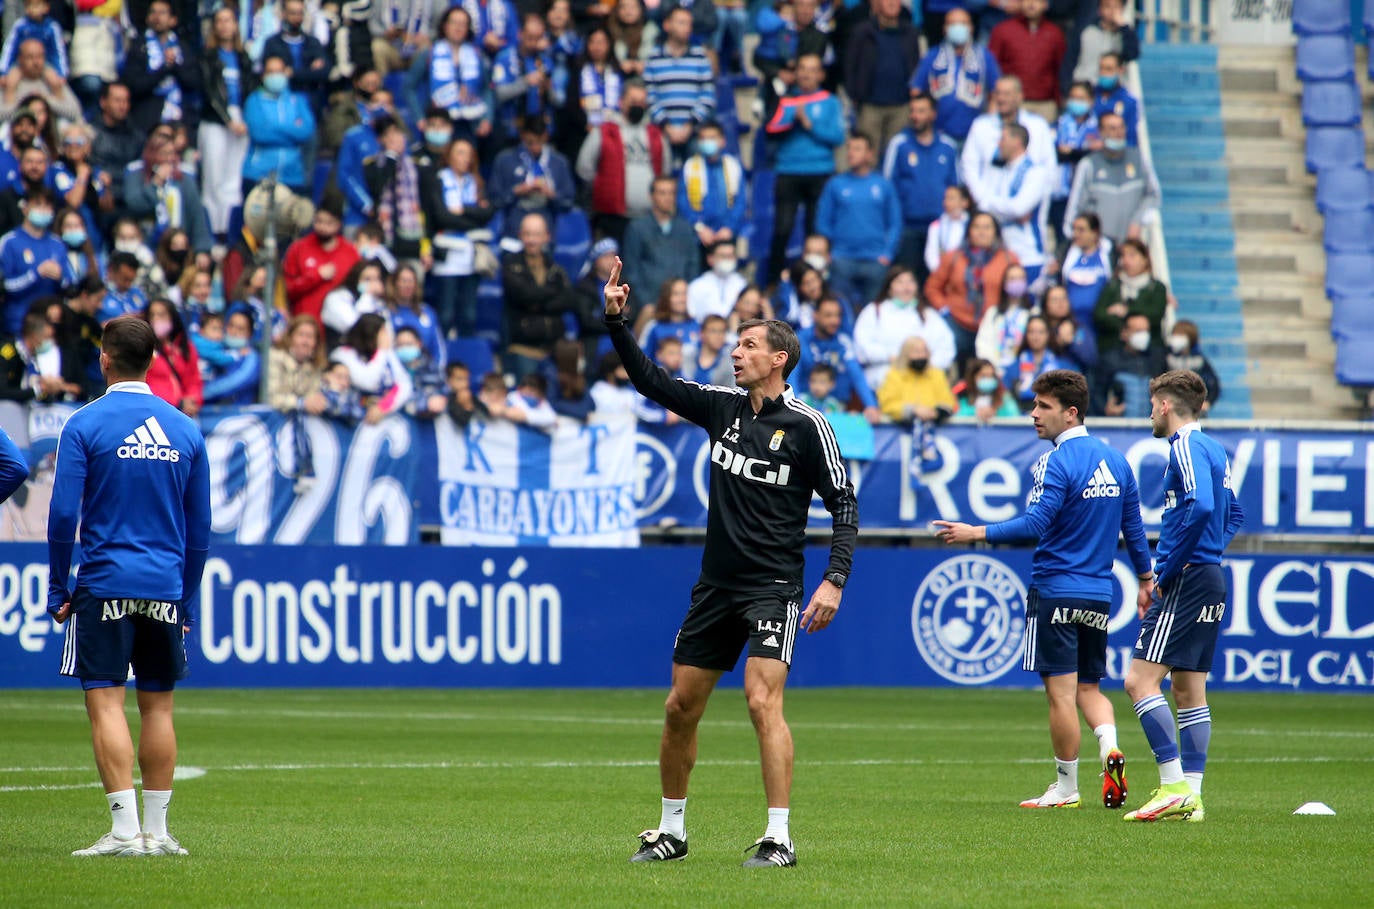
[{"left": 4, "top": 754, "right": 1373, "bottom": 793}]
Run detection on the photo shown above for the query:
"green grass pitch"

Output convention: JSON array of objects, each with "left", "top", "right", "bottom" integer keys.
[{"left": 1, "top": 687, "right": 1368, "bottom": 907}]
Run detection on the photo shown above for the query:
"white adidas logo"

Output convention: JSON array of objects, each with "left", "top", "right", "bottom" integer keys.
[
  {"left": 1082, "top": 459, "right": 1121, "bottom": 499},
  {"left": 117, "top": 416, "right": 181, "bottom": 463},
  {"left": 761, "top": 634, "right": 779, "bottom": 648}
]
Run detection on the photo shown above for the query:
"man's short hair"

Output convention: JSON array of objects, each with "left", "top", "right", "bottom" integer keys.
[
  {"left": 23, "top": 185, "right": 54, "bottom": 208},
  {"left": 1031, "top": 369, "right": 1088, "bottom": 421},
  {"left": 655, "top": 335, "right": 683, "bottom": 352},
  {"left": 1100, "top": 51, "right": 1122, "bottom": 68},
  {"left": 1003, "top": 122, "right": 1029, "bottom": 149},
  {"left": 698, "top": 120, "right": 723, "bottom": 135},
  {"left": 21, "top": 310, "right": 46, "bottom": 340},
  {"left": 100, "top": 80, "right": 128, "bottom": 100},
  {"left": 102, "top": 315, "right": 156, "bottom": 376},
  {"left": 849, "top": 131, "right": 874, "bottom": 150},
  {"left": 737, "top": 318, "right": 802, "bottom": 379},
  {"left": 809, "top": 362, "right": 837, "bottom": 381},
  {"left": 108, "top": 251, "right": 139, "bottom": 272},
  {"left": 706, "top": 239, "right": 735, "bottom": 257},
  {"left": 652, "top": 174, "right": 678, "bottom": 190},
  {"left": 910, "top": 90, "right": 935, "bottom": 108},
  {"left": 446, "top": 361, "right": 470, "bottom": 378},
  {"left": 519, "top": 115, "right": 548, "bottom": 137},
  {"left": 1149, "top": 369, "right": 1207, "bottom": 417},
  {"left": 701, "top": 314, "right": 727, "bottom": 329}
]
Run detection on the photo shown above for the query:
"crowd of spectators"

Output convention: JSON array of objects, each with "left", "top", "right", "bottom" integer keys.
[{"left": 0, "top": 0, "right": 1220, "bottom": 457}]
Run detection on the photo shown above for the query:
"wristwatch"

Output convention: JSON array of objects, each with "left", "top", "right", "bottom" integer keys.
[{"left": 824, "top": 571, "right": 847, "bottom": 589}]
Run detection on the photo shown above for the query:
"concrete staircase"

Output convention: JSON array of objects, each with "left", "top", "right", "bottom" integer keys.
[
  {"left": 1137, "top": 44, "right": 1252, "bottom": 419},
  {"left": 1215, "top": 44, "right": 1363, "bottom": 420}
]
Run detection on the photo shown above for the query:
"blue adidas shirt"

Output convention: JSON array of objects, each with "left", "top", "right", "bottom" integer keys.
[
  {"left": 48, "top": 381, "right": 211, "bottom": 619},
  {"left": 985, "top": 425, "right": 1151, "bottom": 601},
  {"left": 1153, "top": 421, "right": 1243, "bottom": 588}
]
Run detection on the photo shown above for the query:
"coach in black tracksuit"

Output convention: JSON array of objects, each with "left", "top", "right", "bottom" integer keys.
[{"left": 604, "top": 257, "right": 857, "bottom": 870}]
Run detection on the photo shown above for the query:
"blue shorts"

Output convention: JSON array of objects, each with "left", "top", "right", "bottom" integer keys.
[
  {"left": 60, "top": 588, "right": 187, "bottom": 690},
  {"left": 1023, "top": 588, "right": 1110, "bottom": 681},
  {"left": 1134, "top": 564, "right": 1228, "bottom": 672}
]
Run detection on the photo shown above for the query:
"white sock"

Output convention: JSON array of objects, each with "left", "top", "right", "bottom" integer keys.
[
  {"left": 1055, "top": 757, "right": 1079, "bottom": 795},
  {"left": 142, "top": 789, "right": 172, "bottom": 838},
  {"left": 1159, "top": 758, "right": 1185, "bottom": 786},
  {"left": 1093, "top": 724, "right": 1119, "bottom": 764},
  {"left": 764, "top": 807, "right": 790, "bottom": 848},
  {"left": 659, "top": 797, "right": 686, "bottom": 839},
  {"left": 107, "top": 789, "right": 139, "bottom": 839},
  {"left": 1184, "top": 771, "right": 1203, "bottom": 796}
]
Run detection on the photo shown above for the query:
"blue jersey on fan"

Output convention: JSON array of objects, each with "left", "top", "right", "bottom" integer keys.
[
  {"left": 48, "top": 381, "right": 211, "bottom": 619},
  {"left": 1153, "top": 421, "right": 1243, "bottom": 588},
  {"left": 986, "top": 425, "right": 1151, "bottom": 601}
]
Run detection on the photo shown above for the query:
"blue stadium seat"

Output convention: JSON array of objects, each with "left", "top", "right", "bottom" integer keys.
[
  {"left": 1326, "top": 251, "right": 1374, "bottom": 301},
  {"left": 1296, "top": 34, "right": 1356, "bottom": 82},
  {"left": 1323, "top": 208, "right": 1374, "bottom": 252},
  {"left": 475, "top": 278, "right": 503, "bottom": 346},
  {"left": 1335, "top": 331, "right": 1374, "bottom": 385},
  {"left": 1306, "top": 127, "right": 1366, "bottom": 174},
  {"left": 1316, "top": 166, "right": 1372, "bottom": 214},
  {"left": 1302, "top": 81, "right": 1362, "bottom": 127},
  {"left": 1293, "top": 0, "right": 1351, "bottom": 35},
  {"left": 312, "top": 159, "right": 333, "bottom": 205},
  {"left": 446, "top": 337, "right": 495, "bottom": 387},
  {"left": 553, "top": 209, "right": 592, "bottom": 278},
  {"left": 1331, "top": 294, "right": 1374, "bottom": 339}
]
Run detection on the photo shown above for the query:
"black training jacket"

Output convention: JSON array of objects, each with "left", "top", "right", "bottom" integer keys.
[{"left": 607, "top": 316, "right": 858, "bottom": 591}]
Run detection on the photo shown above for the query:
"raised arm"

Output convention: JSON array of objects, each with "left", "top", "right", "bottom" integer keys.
[{"left": 603, "top": 256, "right": 726, "bottom": 428}]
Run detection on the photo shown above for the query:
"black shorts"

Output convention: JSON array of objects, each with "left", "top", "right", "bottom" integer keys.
[
  {"left": 1023, "top": 588, "right": 1110, "bottom": 681},
  {"left": 59, "top": 588, "right": 187, "bottom": 689},
  {"left": 1134, "top": 564, "right": 1228, "bottom": 673},
  {"left": 673, "top": 581, "right": 803, "bottom": 672}
]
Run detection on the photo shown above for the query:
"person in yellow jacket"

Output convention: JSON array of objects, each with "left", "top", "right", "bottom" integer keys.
[{"left": 877, "top": 335, "right": 956, "bottom": 423}]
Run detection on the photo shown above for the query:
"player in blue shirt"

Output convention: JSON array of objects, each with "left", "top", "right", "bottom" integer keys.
[
  {"left": 48, "top": 316, "right": 211, "bottom": 858},
  {"left": 1123, "top": 370, "right": 1242, "bottom": 824},
  {"left": 0, "top": 425, "right": 27, "bottom": 501},
  {"left": 935, "top": 370, "right": 1152, "bottom": 810}
]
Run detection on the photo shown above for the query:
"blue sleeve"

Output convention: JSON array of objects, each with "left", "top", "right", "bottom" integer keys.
[
  {"left": 1156, "top": 436, "right": 1215, "bottom": 587},
  {"left": 488, "top": 158, "right": 516, "bottom": 208},
  {"left": 810, "top": 98, "right": 847, "bottom": 148},
  {"left": 0, "top": 427, "right": 26, "bottom": 502},
  {"left": 550, "top": 156, "right": 575, "bottom": 212},
  {"left": 756, "top": 6, "right": 784, "bottom": 35},
  {"left": 338, "top": 140, "right": 373, "bottom": 215},
  {"left": 883, "top": 182, "right": 902, "bottom": 258},
  {"left": 1223, "top": 470, "right": 1244, "bottom": 547},
  {"left": 1118, "top": 463, "right": 1152, "bottom": 576},
  {"left": 203, "top": 351, "right": 261, "bottom": 402},
  {"left": 815, "top": 181, "right": 837, "bottom": 239},
  {"left": 49, "top": 22, "right": 68, "bottom": 77},
  {"left": 845, "top": 347, "right": 878, "bottom": 409},
  {"left": 501, "top": 0, "right": 520, "bottom": 46},
  {"left": 985, "top": 49, "right": 1001, "bottom": 86},
  {"left": 46, "top": 424, "right": 84, "bottom": 614},
  {"left": 180, "top": 437, "right": 211, "bottom": 627},
  {"left": 727, "top": 168, "right": 748, "bottom": 233},
  {"left": 986, "top": 452, "right": 1066, "bottom": 543},
  {"left": 912, "top": 53, "right": 932, "bottom": 91}
]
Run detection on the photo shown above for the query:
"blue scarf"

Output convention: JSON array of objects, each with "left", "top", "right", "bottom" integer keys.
[{"left": 146, "top": 29, "right": 183, "bottom": 121}]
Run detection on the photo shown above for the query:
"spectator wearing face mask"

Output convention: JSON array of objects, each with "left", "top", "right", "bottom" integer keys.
[
  {"left": 1165, "top": 319, "right": 1220, "bottom": 411},
  {"left": 1091, "top": 52, "right": 1137, "bottom": 146},
  {"left": 1092, "top": 311, "right": 1165, "bottom": 417},
  {"left": 878, "top": 334, "right": 956, "bottom": 424},
  {"left": 1093, "top": 238, "right": 1167, "bottom": 354},
  {"left": 394, "top": 325, "right": 449, "bottom": 419},
  {"left": 143, "top": 296, "right": 202, "bottom": 416},
  {"left": 676, "top": 120, "right": 747, "bottom": 250},
  {"left": 956, "top": 356, "right": 1021, "bottom": 422},
  {"left": 686, "top": 240, "right": 746, "bottom": 323},
  {"left": 0, "top": 309, "right": 88, "bottom": 403},
  {"left": 0, "top": 186, "right": 72, "bottom": 335},
  {"left": 1062, "top": 111, "right": 1158, "bottom": 248},
  {"left": 202, "top": 309, "right": 261, "bottom": 404},
  {"left": 576, "top": 82, "right": 670, "bottom": 246}
]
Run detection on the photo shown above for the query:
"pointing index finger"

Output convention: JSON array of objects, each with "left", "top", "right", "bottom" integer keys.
[{"left": 608, "top": 256, "right": 622, "bottom": 286}]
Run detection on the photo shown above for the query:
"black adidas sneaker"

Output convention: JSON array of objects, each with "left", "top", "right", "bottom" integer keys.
[
  {"left": 742, "top": 837, "right": 796, "bottom": 868},
  {"left": 630, "top": 829, "right": 687, "bottom": 862}
]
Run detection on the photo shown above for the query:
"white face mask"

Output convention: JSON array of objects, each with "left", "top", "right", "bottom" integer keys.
[
  {"left": 1168, "top": 335, "right": 1190, "bottom": 354},
  {"left": 115, "top": 239, "right": 142, "bottom": 254},
  {"left": 713, "top": 258, "right": 737, "bottom": 277},
  {"left": 803, "top": 254, "right": 828, "bottom": 273},
  {"left": 1127, "top": 330, "right": 1151, "bottom": 352}
]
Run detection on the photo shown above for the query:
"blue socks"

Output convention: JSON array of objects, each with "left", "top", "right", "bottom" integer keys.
[
  {"left": 1133, "top": 694, "right": 1180, "bottom": 764},
  {"left": 1178, "top": 705, "right": 1212, "bottom": 795}
]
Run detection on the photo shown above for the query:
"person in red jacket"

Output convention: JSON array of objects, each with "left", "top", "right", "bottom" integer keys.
[
  {"left": 282, "top": 191, "right": 359, "bottom": 325},
  {"left": 988, "top": 0, "right": 1065, "bottom": 124},
  {"left": 575, "top": 82, "right": 670, "bottom": 246},
  {"left": 143, "top": 298, "right": 203, "bottom": 416}
]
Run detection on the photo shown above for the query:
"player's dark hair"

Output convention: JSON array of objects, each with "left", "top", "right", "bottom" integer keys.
[
  {"left": 1149, "top": 369, "right": 1207, "bottom": 417},
  {"left": 1032, "top": 369, "right": 1088, "bottom": 423},
  {"left": 737, "top": 318, "right": 801, "bottom": 379},
  {"left": 102, "top": 314, "right": 155, "bottom": 377}
]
